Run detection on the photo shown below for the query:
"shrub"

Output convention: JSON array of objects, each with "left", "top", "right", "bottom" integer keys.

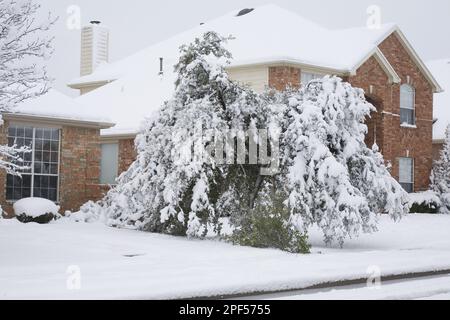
[
  {"left": 230, "top": 191, "right": 310, "bottom": 254},
  {"left": 13, "top": 198, "right": 60, "bottom": 224},
  {"left": 16, "top": 212, "right": 56, "bottom": 224},
  {"left": 408, "top": 191, "right": 441, "bottom": 214}
]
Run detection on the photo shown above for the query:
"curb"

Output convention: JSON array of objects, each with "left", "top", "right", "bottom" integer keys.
[{"left": 188, "top": 268, "right": 450, "bottom": 300}]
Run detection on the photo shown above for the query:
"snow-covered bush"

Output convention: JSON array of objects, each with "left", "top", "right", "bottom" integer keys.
[
  {"left": 230, "top": 188, "right": 310, "bottom": 253},
  {"left": 431, "top": 124, "right": 450, "bottom": 214},
  {"left": 85, "top": 32, "right": 409, "bottom": 248},
  {"left": 13, "top": 198, "right": 60, "bottom": 224},
  {"left": 274, "top": 79, "right": 409, "bottom": 245},
  {"left": 408, "top": 191, "right": 440, "bottom": 214}
]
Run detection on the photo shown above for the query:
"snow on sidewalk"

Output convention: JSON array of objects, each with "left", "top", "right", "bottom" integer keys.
[
  {"left": 269, "top": 275, "right": 450, "bottom": 300},
  {"left": 1, "top": 214, "right": 450, "bottom": 299}
]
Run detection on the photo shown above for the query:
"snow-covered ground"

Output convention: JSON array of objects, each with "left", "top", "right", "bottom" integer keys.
[{"left": 1, "top": 214, "right": 450, "bottom": 300}]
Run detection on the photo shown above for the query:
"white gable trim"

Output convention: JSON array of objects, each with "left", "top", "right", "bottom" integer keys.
[
  {"left": 351, "top": 47, "right": 401, "bottom": 84},
  {"left": 380, "top": 28, "right": 443, "bottom": 93},
  {"left": 373, "top": 48, "right": 401, "bottom": 84}
]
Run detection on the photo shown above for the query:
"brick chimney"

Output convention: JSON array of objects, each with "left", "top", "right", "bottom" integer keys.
[{"left": 80, "top": 21, "right": 109, "bottom": 76}]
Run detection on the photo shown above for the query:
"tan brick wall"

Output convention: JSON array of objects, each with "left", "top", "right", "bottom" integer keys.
[{"left": 268, "top": 66, "right": 301, "bottom": 91}]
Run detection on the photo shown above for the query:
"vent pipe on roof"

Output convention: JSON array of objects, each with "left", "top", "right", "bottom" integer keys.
[{"left": 159, "top": 57, "right": 164, "bottom": 76}]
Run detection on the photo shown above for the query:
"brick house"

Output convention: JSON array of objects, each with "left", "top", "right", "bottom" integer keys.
[
  {"left": 426, "top": 59, "right": 450, "bottom": 162},
  {"left": 0, "top": 90, "right": 114, "bottom": 216},
  {"left": 1, "top": 5, "right": 443, "bottom": 216}
]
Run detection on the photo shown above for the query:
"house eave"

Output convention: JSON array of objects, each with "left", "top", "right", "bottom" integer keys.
[
  {"left": 2, "top": 113, "right": 115, "bottom": 130},
  {"left": 228, "top": 59, "right": 351, "bottom": 77},
  {"left": 67, "top": 79, "right": 115, "bottom": 90},
  {"left": 433, "top": 139, "right": 445, "bottom": 144},
  {"left": 100, "top": 132, "right": 138, "bottom": 142}
]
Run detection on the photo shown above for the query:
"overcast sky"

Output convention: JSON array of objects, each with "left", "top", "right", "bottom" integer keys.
[{"left": 38, "top": 0, "right": 450, "bottom": 96}]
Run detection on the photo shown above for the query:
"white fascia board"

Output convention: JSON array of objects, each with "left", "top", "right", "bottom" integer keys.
[
  {"left": 390, "top": 28, "right": 444, "bottom": 93},
  {"left": 373, "top": 48, "right": 401, "bottom": 84},
  {"left": 67, "top": 79, "right": 114, "bottom": 90},
  {"left": 3, "top": 113, "right": 115, "bottom": 130},
  {"left": 350, "top": 47, "right": 400, "bottom": 84}
]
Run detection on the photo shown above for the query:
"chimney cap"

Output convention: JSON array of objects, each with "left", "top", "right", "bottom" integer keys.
[
  {"left": 90, "top": 20, "right": 101, "bottom": 25},
  {"left": 236, "top": 8, "right": 254, "bottom": 17}
]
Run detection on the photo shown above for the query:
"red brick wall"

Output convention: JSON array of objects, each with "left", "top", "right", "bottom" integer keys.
[
  {"left": 58, "top": 126, "right": 104, "bottom": 212},
  {"left": 265, "top": 34, "right": 434, "bottom": 192},
  {"left": 432, "top": 142, "right": 443, "bottom": 163},
  {"left": 0, "top": 123, "right": 105, "bottom": 217},
  {"left": 344, "top": 56, "right": 389, "bottom": 152},
  {"left": 347, "top": 33, "right": 434, "bottom": 192},
  {"left": 118, "top": 138, "right": 136, "bottom": 175},
  {"left": 268, "top": 66, "right": 301, "bottom": 91}
]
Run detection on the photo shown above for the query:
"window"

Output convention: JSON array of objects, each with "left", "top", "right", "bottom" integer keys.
[
  {"left": 100, "top": 143, "right": 119, "bottom": 185},
  {"left": 400, "top": 84, "right": 415, "bottom": 125},
  {"left": 399, "top": 157, "right": 414, "bottom": 193},
  {"left": 6, "top": 126, "right": 60, "bottom": 202},
  {"left": 301, "top": 71, "right": 323, "bottom": 85}
]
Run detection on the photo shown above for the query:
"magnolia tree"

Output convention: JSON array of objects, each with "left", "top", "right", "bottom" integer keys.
[
  {"left": 82, "top": 32, "right": 409, "bottom": 249},
  {"left": 0, "top": 0, "right": 55, "bottom": 174},
  {"left": 431, "top": 124, "right": 450, "bottom": 214}
]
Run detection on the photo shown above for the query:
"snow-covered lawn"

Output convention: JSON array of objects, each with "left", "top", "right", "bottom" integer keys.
[{"left": 1, "top": 214, "right": 450, "bottom": 300}]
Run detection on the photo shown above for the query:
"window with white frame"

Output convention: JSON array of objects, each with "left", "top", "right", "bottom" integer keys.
[
  {"left": 301, "top": 71, "right": 324, "bottom": 85},
  {"left": 100, "top": 143, "right": 119, "bottom": 185},
  {"left": 400, "top": 84, "right": 415, "bottom": 126},
  {"left": 6, "top": 126, "right": 60, "bottom": 202},
  {"left": 399, "top": 157, "right": 414, "bottom": 193}
]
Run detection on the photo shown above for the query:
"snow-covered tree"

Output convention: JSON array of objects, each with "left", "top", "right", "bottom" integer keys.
[
  {"left": 431, "top": 124, "right": 450, "bottom": 214},
  {"left": 84, "top": 32, "right": 409, "bottom": 248},
  {"left": 0, "top": 0, "right": 56, "bottom": 173},
  {"left": 84, "top": 31, "right": 265, "bottom": 237},
  {"left": 276, "top": 79, "right": 409, "bottom": 245}
]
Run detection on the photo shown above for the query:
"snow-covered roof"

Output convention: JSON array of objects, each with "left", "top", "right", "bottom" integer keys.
[
  {"left": 72, "top": 4, "right": 440, "bottom": 136},
  {"left": 70, "top": 4, "right": 397, "bottom": 87},
  {"left": 5, "top": 89, "right": 114, "bottom": 128},
  {"left": 427, "top": 59, "right": 450, "bottom": 140}
]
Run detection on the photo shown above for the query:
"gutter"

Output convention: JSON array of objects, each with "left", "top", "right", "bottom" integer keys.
[
  {"left": 228, "top": 58, "right": 350, "bottom": 77},
  {"left": 3, "top": 112, "right": 115, "bottom": 130},
  {"left": 100, "top": 132, "right": 138, "bottom": 142},
  {"left": 67, "top": 79, "right": 115, "bottom": 90}
]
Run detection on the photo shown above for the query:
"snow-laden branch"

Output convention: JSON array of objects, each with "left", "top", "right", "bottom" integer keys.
[
  {"left": 0, "top": 0, "right": 56, "bottom": 177},
  {"left": 0, "top": 0, "right": 56, "bottom": 110}
]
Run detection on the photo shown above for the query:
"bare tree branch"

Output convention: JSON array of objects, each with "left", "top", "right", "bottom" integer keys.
[{"left": 0, "top": 0, "right": 56, "bottom": 176}]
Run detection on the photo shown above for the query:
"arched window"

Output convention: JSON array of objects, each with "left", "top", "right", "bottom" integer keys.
[{"left": 400, "top": 84, "right": 415, "bottom": 126}]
